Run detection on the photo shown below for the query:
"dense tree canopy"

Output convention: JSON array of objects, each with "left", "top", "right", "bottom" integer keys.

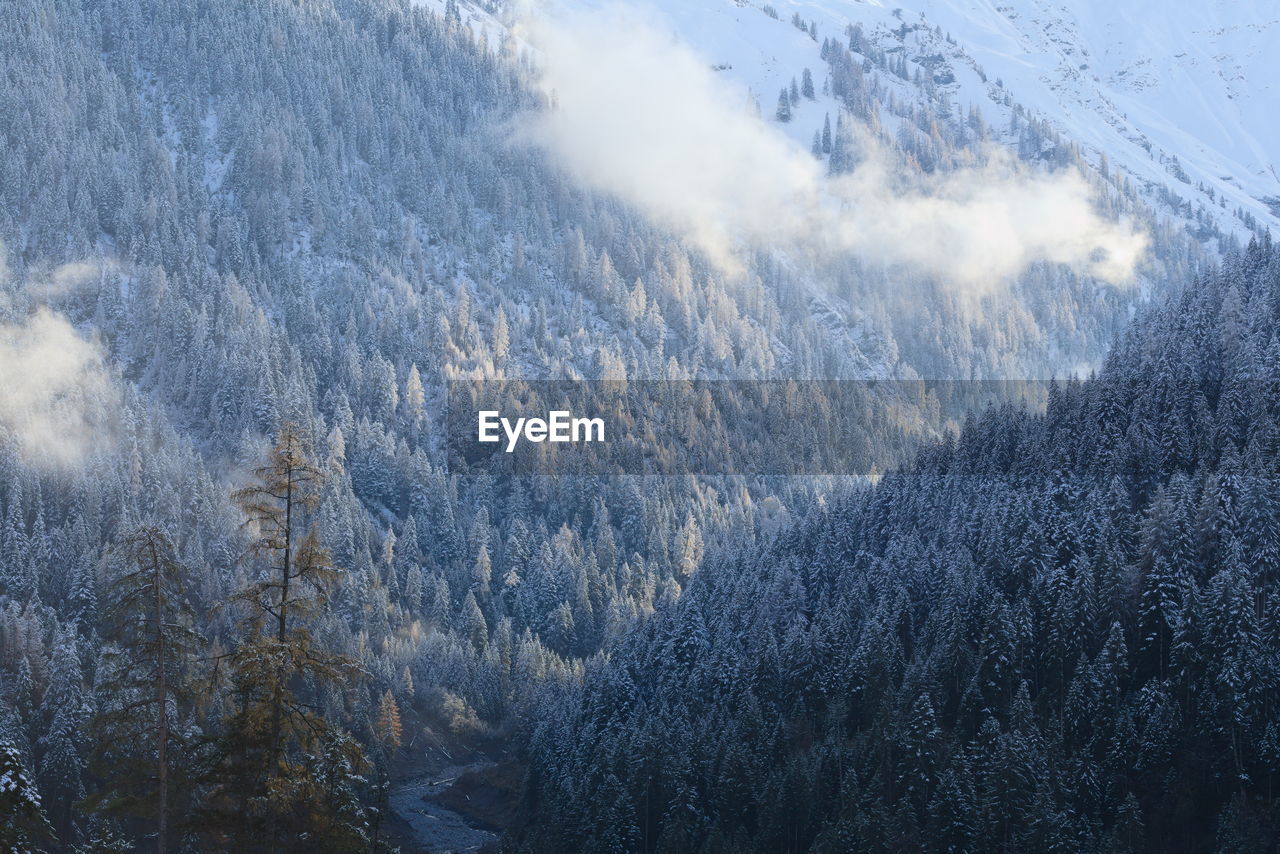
[
  {"left": 0, "top": 0, "right": 1229, "bottom": 849},
  {"left": 514, "top": 240, "right": 1280, "bottom": 853}
]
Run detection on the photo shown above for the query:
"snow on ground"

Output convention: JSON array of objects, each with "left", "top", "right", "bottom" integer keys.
[
  {"left": 431, "top": 0, "right": 1278, "bottom": 247},
  {"left": 410, "top": 0, "right": 511, "bottom": 48},
  {"left": 909, "top": 0, "right": 1280, "bottom": 229},
  {"left": 638, "top": 0, "right": 1279, "bottom": 238}
]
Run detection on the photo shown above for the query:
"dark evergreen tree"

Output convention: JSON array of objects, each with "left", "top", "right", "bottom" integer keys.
[{"left": 84, "top": 526, "right": 204, "bottom": 854}]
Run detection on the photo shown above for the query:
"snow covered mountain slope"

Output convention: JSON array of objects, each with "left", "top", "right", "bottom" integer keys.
[
  {"left": 910, "top": 0, "right": 1280, "bottom": 232},
  {"left": 453, "top": 0, "right": 1277, "bottom": 248},
  {"left": 659, "top": 0, "right": 1273, "bottom": 237}
]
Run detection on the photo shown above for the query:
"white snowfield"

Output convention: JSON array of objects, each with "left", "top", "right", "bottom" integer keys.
[
  {"left": 425, "top": 0, "right": 1279, "bottom": 244},
  {"left": 907, "top": 0, "right": 1280, "bottom": 229}
]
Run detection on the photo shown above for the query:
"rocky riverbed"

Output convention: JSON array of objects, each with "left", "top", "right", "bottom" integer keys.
[{"left": 388, "top": 758, "right": 499, "bottom": 853}]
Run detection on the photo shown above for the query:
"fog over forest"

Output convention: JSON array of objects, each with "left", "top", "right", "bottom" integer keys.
[{"left": 0, "top": 0, "right": 1276, "bottom": 852}]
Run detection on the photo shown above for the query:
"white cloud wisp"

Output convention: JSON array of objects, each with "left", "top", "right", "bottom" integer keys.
[
  {"left": 0, "top": 248, "right": 118, "bottom": 467},
  {"left": 520, "top": 5, "right": 1147, "bottom": 288}
]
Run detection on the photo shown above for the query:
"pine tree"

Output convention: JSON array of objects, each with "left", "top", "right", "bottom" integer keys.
[
  {"left": 461, "top": 590, "right": 489, "bottom": 654},
  {"left": 473, "top": 544, "right": 493, "bottom": 597},
  {"left": 775, "top": 90, "right": 792, "bottom": 123},
  {"left": 198, "top": 423, "right": 368, "bottom": 852},
  {"left": 493, "top": 305, "right": 510, "bottom": 365},
  {"left": 403, "top": 364, "right": 425, "bottom": 424},
  {"left": 0, "top": 740, "right": 54, "bottom": 852},
  {"left": 38, "top": 625, "right": 87, "bottom": 833},
  {"left": 675, "top": 515, "right": 703, "bottom": 582},
  {"left": 374, "top": 691, "right": 402, "bottom": 752},
  {"left": 85, "top": 526, "right": 203, "bottom": 854}
]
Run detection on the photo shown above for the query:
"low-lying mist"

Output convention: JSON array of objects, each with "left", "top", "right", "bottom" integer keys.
[
  {"left": 518, "top": 3, "right": 1147, "bottom": 290},
  {"left": 0, "top": 250, "right": 118, "bottom": 467}
]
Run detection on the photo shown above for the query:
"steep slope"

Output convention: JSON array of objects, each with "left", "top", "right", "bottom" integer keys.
[
  {"left": 915, "top": 0, "right": 1280, "bottom": 229},
  {"left": 514, "top": 238, "right": 1280, "bottom": 851},
  {"left": 438, "top": 0, "right": 1206, "bottom": 384},
  {"left": 0, "top": 0, "right": 1167, "bottom": 845},
  {"left": 514, "top": 0, "right": 1275, "bottom": 249},
  {"left": 0, "top": 0, "right": 1262, "bottom": 847}
]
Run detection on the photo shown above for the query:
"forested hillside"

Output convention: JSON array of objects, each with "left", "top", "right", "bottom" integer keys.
[
  {"left": 514, "top": 238, "right": 1280, "bottom": 852},
  {"left": 0, "top": 0, "right": 1216, "bottom": 850}
]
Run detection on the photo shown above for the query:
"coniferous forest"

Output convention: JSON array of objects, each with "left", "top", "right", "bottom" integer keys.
[
  {"left": 0, "top": 0, "right": 1275, "bottom": 852},
  {"left": 514, "top": 241, "right": 1280, "bottom": 853}
]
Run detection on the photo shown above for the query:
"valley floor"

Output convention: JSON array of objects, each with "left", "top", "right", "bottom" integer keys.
[{"left": 387, "top": 743, "right": 514, "bottom": 853}]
